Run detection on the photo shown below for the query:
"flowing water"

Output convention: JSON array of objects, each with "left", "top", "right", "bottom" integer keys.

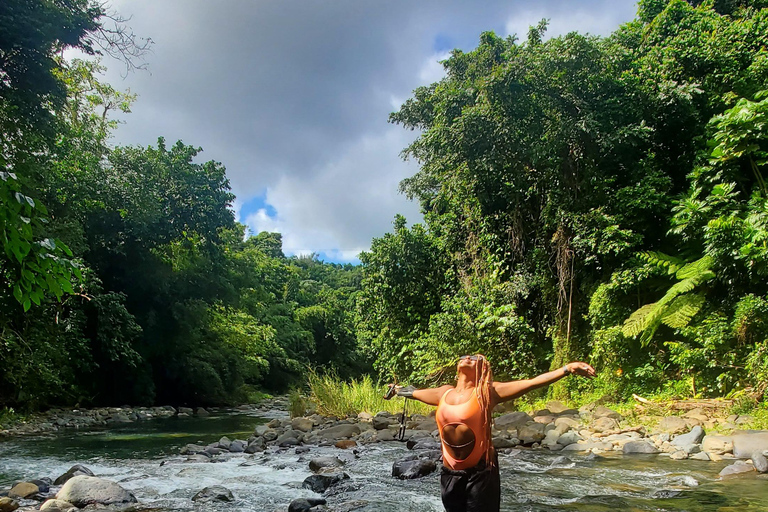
[{"left": 1, "top": 409, "right": 767, "bottom": 512}]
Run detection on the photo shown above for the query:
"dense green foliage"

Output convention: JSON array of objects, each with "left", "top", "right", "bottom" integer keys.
[
  {"left": 0, "top": 0, "right": 364, "bottom": 409},
  {"left": 359, "top": 0, "right": 768, "bottom": 400}
]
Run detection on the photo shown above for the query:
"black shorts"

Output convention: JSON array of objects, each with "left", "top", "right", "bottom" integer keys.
[{"left": 440, "top": 454, "right": 500, "bottom": 512}]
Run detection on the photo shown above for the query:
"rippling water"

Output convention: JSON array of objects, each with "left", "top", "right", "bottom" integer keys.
[{"left": 1, "top": 410, "right": 766, "bottom": 511}]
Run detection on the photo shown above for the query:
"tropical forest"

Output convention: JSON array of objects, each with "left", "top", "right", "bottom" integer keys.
[{"left": 2, "top": 0, "right": 768, "bottom": 421}]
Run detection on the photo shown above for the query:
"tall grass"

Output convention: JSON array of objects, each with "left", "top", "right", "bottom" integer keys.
[{"left": 306, "top": 370, "right": 433, "bottom": 418}]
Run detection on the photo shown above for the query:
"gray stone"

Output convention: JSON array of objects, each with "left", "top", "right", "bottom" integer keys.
[
  {"left": 622, "top": 441, "right": 659, "bottom": 454},
  {"left": 701, "top": 435, "right": 733, "bottom": 455},
  {"left": 672, "top": 426, "right": 705, "bottom": 447},
  {"left": 309, "top": 456, "right": 344, "bottom": 472},
  {"left": 670, "top": 451, "right": 688, "bottom": 460},
  {"left": 245, "top": 438, "right": 266, "bottom": 453},
  {"left": 690, "top": 452, "right": 710, "bottom": 461},
  {"left": 180, "top": 443, "right": 208, "bottom": 455},
  {"left": 195, "top": 407, "right": 209, "bottom": 417},
  {"left": 372, "top": 416, "right": 395, "bottom": 430},
  {"left": 494, "top": 412, "right": 534, "bottom": 431},
  {"left": 719, "top": 461, "right": 755, "bottom": 478},
  {"left": 391, "top": 458, "right": 437, "bottom": 479},
  {"left": 8, "top": 482, "right": 38, "bottom": 499},
  {"left": 56, "top": 476, "right": 137, "bottom": 507},
  {"left": 518, "top": 423, "right": 546, "bottom": 445},
  {"left": 229, "top": 439, "right": 247, "bottom": 452},
  {"left": 302, "top": 473, "right": 349, "bottom": 493},
  {"left": 554, "top": 417, "right": 580, "bottom": 430},
  {"left": 492, "top": 436, "right": 520, "bottom": 449},
  {"left": 292, "top": 418, "right": 314, "bottom": 432},
  {"left": 732, "top": 431, "right": 768, "bottom": 459},
  {"left": 557, "top": 431, "right": 582, "bottom": 446},
  {"left": 192, "top": 485, "right": 234, "bottom": 502},
  {"left": 752, "top": 452, "right": 768, "bottom": 473}
]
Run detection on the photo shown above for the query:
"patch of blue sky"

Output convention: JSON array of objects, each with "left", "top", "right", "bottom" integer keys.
[{"left": 238, "top": 189, "right": 277, "bottom": 223}]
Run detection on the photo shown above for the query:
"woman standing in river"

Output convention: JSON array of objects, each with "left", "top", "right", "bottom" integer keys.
[{"left": 386, "top": 355, "right": 596, "bottom": 512}]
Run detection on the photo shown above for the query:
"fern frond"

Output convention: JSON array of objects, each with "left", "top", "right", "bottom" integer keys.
[
  {"left": 675, "top": 255, "right": 714, "bottom": 280},
  {"left": 639, "top": 251, "right": 685, "bottom": 274},
  {"left": 661, "top": 293, "right": 705, "bottom": 329},
  {"left": 622, "top": 303, "right": 657, "bottom": 337}
]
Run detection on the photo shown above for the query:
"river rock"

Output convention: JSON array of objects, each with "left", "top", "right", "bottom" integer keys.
[
  {"left": 658, "top": 416, "right": 688, "bottom": 434},
  {"left": 302, "top": 473, "right": 349, "bottom": 493},
  {"left": 289, "top": 498, "right": 327, "bottom": 512},
  {"left": 622, "top": 441, "right": 659, "bottom": 454},
  {"left": 229, "top": 439, "right": 247, "bottom": 452},
  {"left": 192, "top": 485, "right": 234, "bottom": 502},
  {"left": 195, "top": 407, "right": 209, "bottom": 417},
  {"left": 39, "top": 499, "right": 76, "bottom": 512},
  {"left": 392, "top": 458, "right": 437, "bottom": 479},
  {"left": 56, "top": 476, "right": 137, "bottom": 507},
  {"left": 690, "top": 452, "right": 710, "bottom": 461},
  {"left": 719, "top": 461, "right": 755, "bottom": 478},
  {"left": 309, "top": 456, "right": 344, "bottom": 472},
  {"left": 672, "top": 426, "right": 705, "bottom": 448},
  {"left": 732, "top": 431, "right": 768, "bottom": 459},
  {"left": 263, "top": 429, "right": 278, "bottom": 442},
  {"left": 335, "top": 440, "right": 357, "bottom": 449},
  {"left": 372, "top": 416, "right": 395, "bottom": 430},
  {"left": 315, "top": 424, "right": 360, "bottom": 440},
  {"left": 555, "top": 417, "right": 580, "bottom": 430},
  {"left": 557, "top": 431, "right": 582, "bottom": 446},
  {"left": 408, "top": 439, "right": 441, "bottom": 450},
  {"left": 180, "top": 444, "right": 207, "bottom": 455},
  {"left": 292, "top": 418, "right": 315, "bottom": 432},
  {"left": 8, "top": 482, "right": 38, "bottom": 499},
  {"left": 752, "top": 452, "right": 768, "bottom": 473},
  {"left": 217, "top": 436, "right": 232, "bottom": 450},
  {"left": 670, "top": 451, "right": 687, "bottom": 460},
  {"left": 518, "top": 423, "right": 546, "bottom": 445},
  {"left": 492, "top": 436, "right": 520, "bottom": 449},
  {"left": 701, "top": 435, "right": 733, "bottom": 455},
  {"left": 53, "top": 465, "right": 94, "bottom": 486},
  {"left": 494, "top": 412, "right": 533, "bottom": 431},
  {"left": 0, "top": 497, "right": 18, "bottom": 512}
]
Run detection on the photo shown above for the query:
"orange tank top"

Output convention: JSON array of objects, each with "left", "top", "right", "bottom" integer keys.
[{"left": 435, "top": 388, "right": 489, "bottom": 470}]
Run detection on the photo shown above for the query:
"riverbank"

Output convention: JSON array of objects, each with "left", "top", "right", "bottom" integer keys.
[{"left": 2, "top": 396, "right": 768, "bottom": 511}]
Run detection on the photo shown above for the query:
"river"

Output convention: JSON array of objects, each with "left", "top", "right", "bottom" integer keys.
[{"left": 1, "top": 408, "right": 766, "bottom": 511}]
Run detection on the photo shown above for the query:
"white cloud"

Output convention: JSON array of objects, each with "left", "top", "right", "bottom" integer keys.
[{"left": 419, "top": 51, "right": 451, "bottom": 84}]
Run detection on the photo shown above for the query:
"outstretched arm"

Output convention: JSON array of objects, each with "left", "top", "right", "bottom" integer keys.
[
  {"left": 386, "top": 384, "right": 453, "bottom": 406},
  {"left": 492, "top": 362, "right": 596, "bottom": 404}
]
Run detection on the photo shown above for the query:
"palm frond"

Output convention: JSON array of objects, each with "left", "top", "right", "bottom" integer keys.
[{"left": 661, "top": 293, "right": 705, "bottom": 329}]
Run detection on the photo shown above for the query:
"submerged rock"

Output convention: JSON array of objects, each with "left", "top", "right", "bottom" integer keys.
[
  {"left": 309, "top": 456, "right": 344, "bottom": 472},
  {"left": 719, "top": 461, "right": 755, "bottom": 478},
  {"left": 392, "top": 458, "right": 437, "bottom": 479},
  {"left": 192, "top": 485, "right": 234, "bottom": 502},
  {"left": 302, "top": 473, "right": 349, "bottom": 493},
  {"left": 289, "top": 498, "right": 327, "bottom": 512}
]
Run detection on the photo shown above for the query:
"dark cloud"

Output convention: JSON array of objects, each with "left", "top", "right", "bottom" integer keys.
[{"left": 101, "top": 0, "right": 638, "bottom": 261}]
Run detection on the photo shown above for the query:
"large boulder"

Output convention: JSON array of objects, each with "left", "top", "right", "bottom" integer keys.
[
  {"left": 494, "top": 412, "right": 533, "bottom": 431},
  {"left": 622, "top": 441, "right": 659, "bottom": 454},
  {"left": 53, "top": 465, "right": 94, "bottom": 486},
  {"left": 392, "top": 459, "right": 437, "bottom": 479},
  {"left": 672, "top": 426, "right": 705, "bottom": 447},
  {"left": 591, "top": 417, "right": 619, "bottom": 433},
  {"left": 56, "top": 476, "right": 137, "bottom": 507},
  {"left": 732, "top": 430, "right": 768, "bottom": 459},
  {"left": 192, "top": 485, "right": 234, "bottom": 502},
  {"left": 292, "top": 418, "right": 314, "bottom": 432}
]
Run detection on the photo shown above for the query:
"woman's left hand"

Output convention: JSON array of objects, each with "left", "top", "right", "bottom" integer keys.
[{"left": 565, "top": 362, "right": 596, "bottom": 378}]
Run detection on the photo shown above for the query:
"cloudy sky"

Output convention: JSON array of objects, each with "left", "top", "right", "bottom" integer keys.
[{"left": 97, "top": 0, "right": 639, "bottom": 263}]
